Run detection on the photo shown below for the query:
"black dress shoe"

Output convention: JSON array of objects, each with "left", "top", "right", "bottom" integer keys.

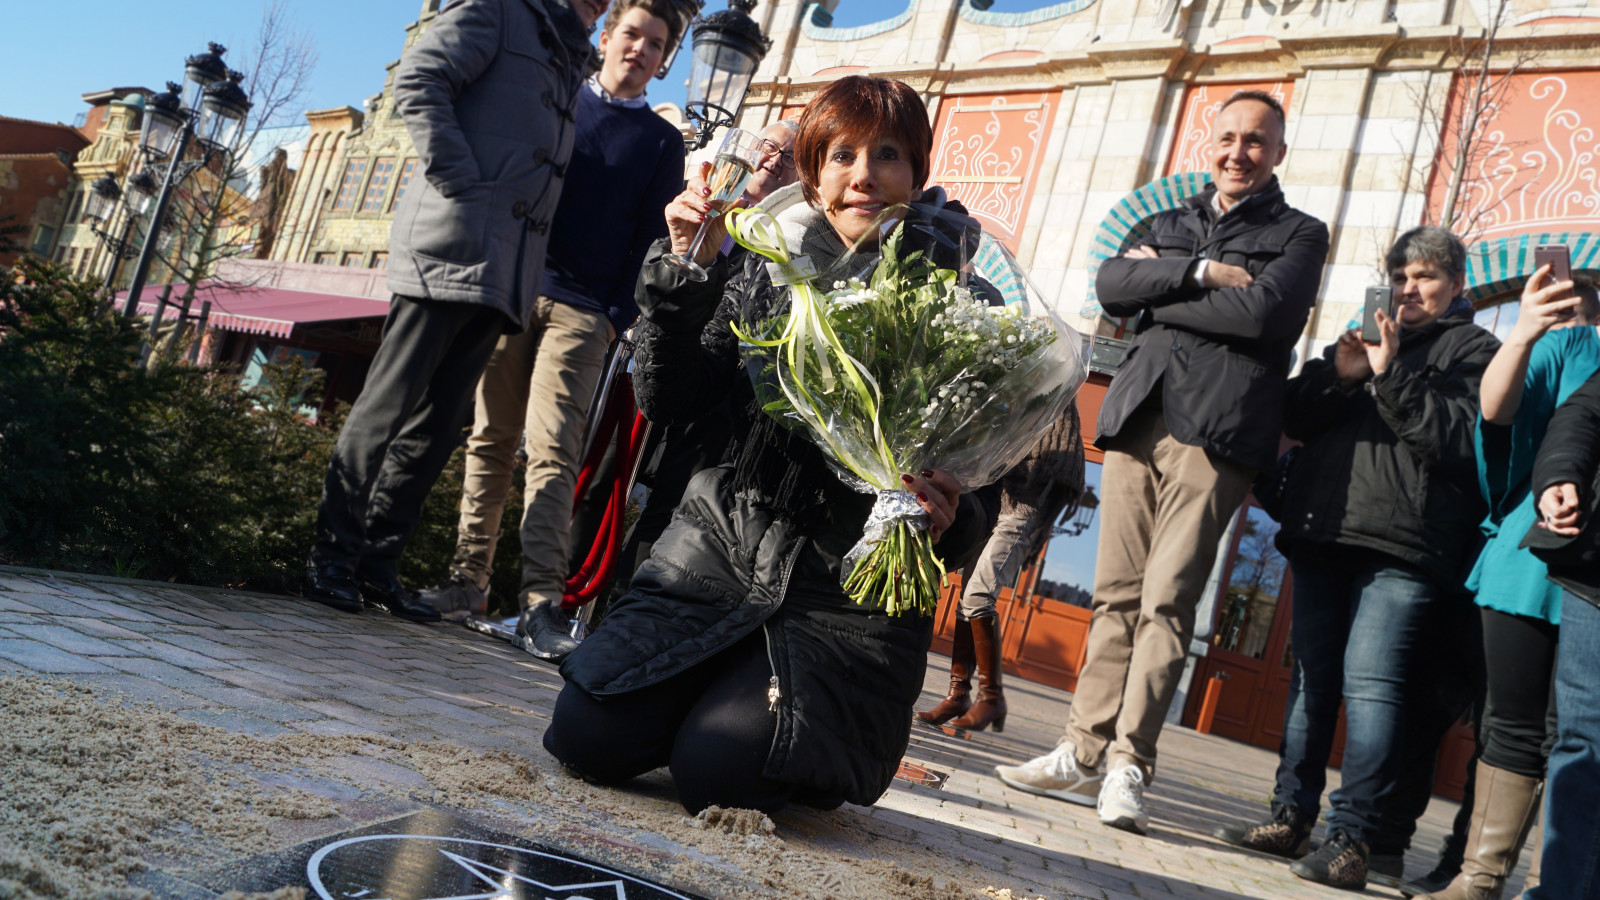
[
  {"left": 358, "top": 575, "right": 441, "bottom": 623},
  {"left": 303, "top": 564, "right": 363, "bottom": 614}
]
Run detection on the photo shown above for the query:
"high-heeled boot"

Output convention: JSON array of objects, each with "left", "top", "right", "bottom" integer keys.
[
  {"left": 1418, "top": 762, "right": 1542, "bottom": 900},
  {"left": 916, "top": 614, "right": 974, "bottom": 724},
  {"left": 949, "top": 613, "right": 1006, "bottom": 732}
]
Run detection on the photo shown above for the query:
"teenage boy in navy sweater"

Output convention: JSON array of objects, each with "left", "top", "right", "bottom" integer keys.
[{"left": 418, "top": 0, "right": 687, "bottom": 641}]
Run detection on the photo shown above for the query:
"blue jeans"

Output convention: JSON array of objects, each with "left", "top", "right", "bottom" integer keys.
[
  {"left": 1528, "top": 592, "right": 1600, "bottom": 899},
  {"left": 1273, "top": 544, "right": 1446, "bottom": 842}
]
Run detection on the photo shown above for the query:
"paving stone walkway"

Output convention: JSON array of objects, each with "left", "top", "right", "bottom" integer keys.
[{"left": 0, "top": 566, "right": 1510, "bottom": 900}]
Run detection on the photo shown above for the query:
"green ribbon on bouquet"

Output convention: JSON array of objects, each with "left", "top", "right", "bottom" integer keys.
[{"left": 725, "top": 206, "right": 896, "bottom": 491}]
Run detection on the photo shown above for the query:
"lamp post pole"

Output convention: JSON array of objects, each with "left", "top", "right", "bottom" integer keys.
[
  {"left": 117, "top": 44, "right": 250, "bottom": 320},
  {"left": 120, "top": 125, "right": 193, "bottom": 318}
]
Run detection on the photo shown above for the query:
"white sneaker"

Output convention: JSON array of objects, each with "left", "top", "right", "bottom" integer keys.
[
  {"left": 1097, "top": 764, "right": 1149, "bottom": 835},
  {"left": 993, "top": 742, "right": 1101, "bottom": 806}
]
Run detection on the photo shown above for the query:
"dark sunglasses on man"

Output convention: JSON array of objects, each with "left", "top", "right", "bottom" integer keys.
[{"left": 758, "top": 138, "right": 795, "bottom": 171}]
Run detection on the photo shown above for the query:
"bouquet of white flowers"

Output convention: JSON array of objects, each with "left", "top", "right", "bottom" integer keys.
[{"left": 728, "top": 201, "right": 1089, "bottom": 616}]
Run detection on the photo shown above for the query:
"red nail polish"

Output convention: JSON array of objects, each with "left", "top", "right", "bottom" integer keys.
[
  {"left": 916, "top": 492, "right": 928, "bottom": 503},
  {"left": 901, "top": 474, "right": 914, "bottom": 485},
  {"left": 921, "top": 469, "right": 934, "bottom": 479}
]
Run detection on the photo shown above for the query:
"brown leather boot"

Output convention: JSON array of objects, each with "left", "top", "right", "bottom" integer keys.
[
  {"left": 949, "top": 614, "right": 1006, "bottom": 732},
  {"left": 916, "top": 615, "right": 974, "bottom": 724},
  {"left": 1418, "top": 762, "right": 1542, "bottom": 900}
]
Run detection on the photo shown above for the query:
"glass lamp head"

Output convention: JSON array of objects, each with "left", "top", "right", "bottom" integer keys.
[
  {"left": 126, "top": 172, "right": 159, "bottom": 218},
  {"left": 85, "top": 175, "right": 122, "bottom": 222},
  {"left": 199, "top": 71, "right": 252, "bottom": 152},
  {"left": 183, "top": 42, "right": 229, "bottom": 113},
  {"left": 684, "top": 0, "right": 770, "bottom": 147},
  {"left": 140, "top": 83, "right": 186, "bottom": 158}
]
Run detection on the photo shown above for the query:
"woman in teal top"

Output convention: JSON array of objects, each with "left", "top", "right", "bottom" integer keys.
[{"left": 1421, "top": 269, "right": 1599, "bottom": 900}]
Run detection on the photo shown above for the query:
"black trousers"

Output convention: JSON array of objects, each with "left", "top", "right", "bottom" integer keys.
[
  {"left": 311, "top": 295, "right": 506, "bottom": 580},
  {"left": 1480, "top": 606, "right": 1560, "bottom": 778},
  {"left": 542, "top": 631, "right": 795, "bottom": 814}
]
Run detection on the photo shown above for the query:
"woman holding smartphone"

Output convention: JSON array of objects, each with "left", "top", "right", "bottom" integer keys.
[{"left": 1413, "top": 267, "right": 1600, "bottom": 900}]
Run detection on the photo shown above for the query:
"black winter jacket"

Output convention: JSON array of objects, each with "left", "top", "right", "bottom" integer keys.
[
  {"left": 1277, "top": 305, "right": 1501, "bottom": 586},
  {"left": 561, "top": 197, "right": 999, "bottom": 807},
  {"left": 1095, "top": 178, "right": 1330, "bottom": 471},
  {"left": 1530, "top": 369, "right": 1600, "bottom": 604}
]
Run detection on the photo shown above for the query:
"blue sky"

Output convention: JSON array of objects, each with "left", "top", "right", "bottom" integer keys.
[
  {"left": 1037, "top": 460, "right": 1102, "bottom": 593},
  {"left": 6, "top": 0, "right": 921, "bottom": 128}
]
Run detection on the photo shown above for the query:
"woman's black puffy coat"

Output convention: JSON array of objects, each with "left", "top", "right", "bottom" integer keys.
[
  {"left": 1276, "top": 304, "right": 1500, "bottom": 586},
  {"left": 560, "top": 197, "right": 999, "bottom": 806}
]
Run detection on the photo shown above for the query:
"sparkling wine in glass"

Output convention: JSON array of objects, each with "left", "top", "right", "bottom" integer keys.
[{"left": 664, "top": 128, "right": 764, "bottom": 282}]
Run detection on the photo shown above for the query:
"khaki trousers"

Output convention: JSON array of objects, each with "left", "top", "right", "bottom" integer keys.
[
  {"left": 1064, "top": 405, "right": 1255, "bottom": 783},
  {"left": 452, "top": 297, "right": 613, "bottom": 607}
]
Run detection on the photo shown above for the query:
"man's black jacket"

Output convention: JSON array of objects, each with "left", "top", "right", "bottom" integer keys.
[
  {"left": 1531, "top": 368, "right": 1600, "bottom": 604},
  {"left": 1094, "top": 177, "right": 1330, "bottom": 471}
]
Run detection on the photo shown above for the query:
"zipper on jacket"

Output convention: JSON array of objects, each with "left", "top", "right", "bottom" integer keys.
[{"left": 762, "top": 622, "right": 782, "bottom": 712}]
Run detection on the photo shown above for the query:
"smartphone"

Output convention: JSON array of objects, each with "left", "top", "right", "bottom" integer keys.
[
  {"left": 1534, "top": 244, "right": 1575, "bottom": 321},
  {"left": 1363, "top": 285, "right": 1394, "bottom": 344},
  {"left": 1535, "top": 244, "right": 1572, "bottom": 285}
]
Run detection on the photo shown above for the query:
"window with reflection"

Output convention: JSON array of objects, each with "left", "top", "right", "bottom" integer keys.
[
  {"left": 1474, "top": 297, "right": 1521, "bottom": 343},
  {"left": 1212, "top": 504, "right": 1288, "bottom": 660},
  {"left": 1032, "top": 461, "right": 1102, "bottom": 609},
  {"left": 332, "top": 159, "right": 367, "bottom": 212}
]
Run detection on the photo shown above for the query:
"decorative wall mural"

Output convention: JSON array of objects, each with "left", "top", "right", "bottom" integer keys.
[
  {"left": 1164, "top": 81, "right": 1295, "bottom": 177},
  {"left": 1427, "top": 71, "right": 1600, "bottom": 243},
  {"left": 929, "top": 91, "right": 1058, "bottom": 251}
]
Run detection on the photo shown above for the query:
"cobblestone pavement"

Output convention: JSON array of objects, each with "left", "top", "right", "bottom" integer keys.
[{"left": 0, "top": 566, "right": 1514, "bottom": 900}]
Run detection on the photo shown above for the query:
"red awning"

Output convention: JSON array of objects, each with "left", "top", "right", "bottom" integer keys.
[{"left": 117, "top": 283, "right": 390, "bottom": 340}]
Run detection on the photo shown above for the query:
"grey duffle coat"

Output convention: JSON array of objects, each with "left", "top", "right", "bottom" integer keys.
[{"left": 385, "top": 0, "right": 594, "bottom": 329}]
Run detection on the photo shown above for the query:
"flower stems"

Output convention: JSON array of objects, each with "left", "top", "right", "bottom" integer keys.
[{"left": 842, "top": 520, "right": 948, "bottom": 617}]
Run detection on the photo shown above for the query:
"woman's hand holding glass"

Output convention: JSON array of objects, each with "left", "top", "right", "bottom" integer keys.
[
  {"left": 663, "top": 161, "right": 743, "bottom": 268},
  {"left": 663, "top": 128, "right": 765, "bottom": 281}
]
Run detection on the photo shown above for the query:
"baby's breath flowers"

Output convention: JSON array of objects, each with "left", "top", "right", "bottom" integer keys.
[{"left": 728, "top": 204, "right": 1087, "bottom": 616}]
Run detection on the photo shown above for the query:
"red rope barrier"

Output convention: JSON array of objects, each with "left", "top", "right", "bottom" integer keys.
[{"left": 561, "top": 379, "right": 649, "bottom": 612}]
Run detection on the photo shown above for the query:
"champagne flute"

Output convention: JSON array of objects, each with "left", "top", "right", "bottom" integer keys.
[{"left": 664, "top": 128, "right": 766, "bottom": 282}]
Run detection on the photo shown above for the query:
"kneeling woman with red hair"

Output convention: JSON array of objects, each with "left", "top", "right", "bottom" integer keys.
[{"left": 542, "top": 76, "right": 1000, "bottom": 814}]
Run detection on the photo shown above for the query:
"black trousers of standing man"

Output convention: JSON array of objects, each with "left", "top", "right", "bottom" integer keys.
[{"left": 310, "top": 295, "right": 505, "bottom": 581}]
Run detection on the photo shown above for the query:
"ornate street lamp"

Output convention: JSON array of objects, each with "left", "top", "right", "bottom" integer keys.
[
  {"left": 125, "top": 172, "right": 159, "bottom": 218},
  {"left": 139, "top": 83, "right": 186, "bottom": 159},
  {"left": 182, "top": 43, "right": 229, "bottom": 114},
  {"left": 683, "top": 0, "right": 771, "bottom": 150},
  {"left": 1054, "top": 485, "right": 1100, "bottom": 538},
  {"left": 84, "top": 175, "right": 123, "bottom": 223},
  {"left": 120, "top": 43, "right": 250, "bottom": 318},
  {"left": 654, "top": 0, "right": 706, "bottom": 79},
  {"left": 198, "top": 70, "right": 252, "bottom": 152}
]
